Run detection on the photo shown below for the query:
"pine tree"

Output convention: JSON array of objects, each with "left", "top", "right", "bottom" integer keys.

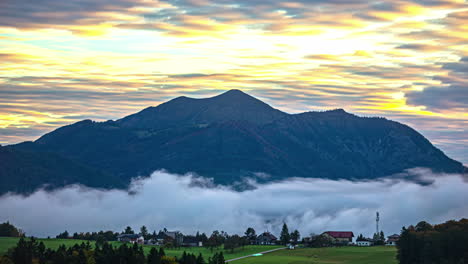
[
  {"left": 290, "top": 230, "right": 300, "bottom": 245},
  {"left": 280, "top": 223, "right": 290, "bottom": 245},
  {"left": 124, "top": 226, "right": 134, "bottom": 234},
  {"left": 159, "top": 247, "right": 165, "bottom": 257},
  {"left": 196, "top": 253, "right": 205, "bottom": 264},
  {"left": 244, "top": 228, "right": 256, "bottom": 244},
  {"left": 217, "top": 252, "right": 225, "bottom": 264},
  {"left": 148, "top": 247, "right": 160, "bottom": 264},
  {"left": 140, "top": 226, "right": 149, "bottom": 239}
]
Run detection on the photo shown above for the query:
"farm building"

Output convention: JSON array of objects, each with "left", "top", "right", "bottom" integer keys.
[
  {"left": 356, "top": 238, "right": 373, "bottom": 246},
  {"left": 386, "top": 234, "right": 400, "bottom": 246},
  {"left": 182, "top": 236, "right": 203, "bottom": 247},
  {"left": 117, "top": 234, "right": 144, "bottom": 244},
  {"left": 146, "top": 230, "right": 185, "bottom": 246},
  {"left": 322, "top": 231, "right": 354, "bottom": 245},
  {"left": 165, "top": 231, "right": 184, "bottom": 245},
  {"left": 257, "top": 232, "right": 278, "bottom": 245}
]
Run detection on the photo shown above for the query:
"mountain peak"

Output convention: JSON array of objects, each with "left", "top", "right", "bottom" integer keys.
[
  {"left": 325, "top": 108, "right": 352, "bottom": 115},
  {"left": 118, "top": 89, "right": 287, "bottom": 128},
  {"left": 211, "top": 89, "right": 258, "bottom": 102},
  {"left": 221, "top": 89, "right": 245, "bottom": 95},
  {"left": 329, "top": 108, "right": 346, "bottom": 113}
]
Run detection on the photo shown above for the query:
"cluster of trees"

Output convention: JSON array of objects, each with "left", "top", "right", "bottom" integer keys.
[
  {"left": 0, "top": 222, "right": 22, "bottom": 237},
  {"left": 355, "top": 231, "right": 385, "bottom": 244},
  {"left": 397, "top": 219, "right": 468, "bottom": 264},
  {"left": 0, "top": 237, "right": 152, "bottom": 264},
  {"left": 177, "top": 252, "right": 204, "bottom": 264},
  {"left": 147, "top": 248, "right": 176, "bottom": 264},
  {"left": 206, "top": 253, "right": 224, "bottom": 264},
  {"left": 223, "top": 235, "right": 244, "bottom": 253},
  {"left": 34, "top": 221, "right": 303, "bottom": 255},
  {"left": 356, "top": 234, "right": 366, "bottom": 241},
  {"left": 55, "top": 226, "right": 210, "bottom": 248},
  {"left": 372, "top": 231, "right": 385, "bottom": 245},
  {"left": 279, "top": 223, "right": 300, "bottom": 245},
  {"left": 204, "top": 231, "right": 230, "bottom": 252},
  {"left": 0, "top": 237, "right": 217, "bottom": 264},
  {"left": 244, "top": 228, "right": 256, "bottom": 245},
  {"left": 302, "top": 234, "right": 333, "bottom": 248},
  {"left": 204, "top": 224, "right": 301, "bottom": 252},
  {"left": 52, "top": 222, "right": 305, "bottom": 249},
  {"left": 176, "top": 252, "right": 223, "bottom": 264},
  {"left": 56, "top": 230, "right": 119, "bottom": 242}
]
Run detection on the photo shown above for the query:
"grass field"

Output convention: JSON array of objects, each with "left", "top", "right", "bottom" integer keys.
[
  {"left": 0, "top": 237, "right": 280, "bottom": 259},
  {"left": 0, "top": 237, "right": 94, "bottom": 255},
  {"left": 230, "top": 246, "right": 398, "bottom": 264},
  {"left": 0, "top": 237, "right": 397, "bottom": 263}
]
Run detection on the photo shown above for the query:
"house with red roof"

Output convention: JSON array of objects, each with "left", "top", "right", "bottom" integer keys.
[{"left": 322, "top": 231, "right": 354, "bottom": 245}]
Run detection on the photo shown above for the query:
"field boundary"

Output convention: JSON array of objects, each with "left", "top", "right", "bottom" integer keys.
[{"left": 225, "top": 247, "right": 287, "bottom": 262}]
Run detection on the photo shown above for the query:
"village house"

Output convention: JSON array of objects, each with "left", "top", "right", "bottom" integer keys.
[
  {"left": 181, "top": 236, "right": 203, "bottom": 247},
  {"left": 322, "top": 231, "right": 354, "bottom": 245},
  {"left": 356, "top": 238, "right": 373, "bottom": 247},
  {"left": 256, "top": 232, "right": 278, "bottom": 245},
  {"left": 117, "top": 234, "right": 145, "bottom": 244},
  {"left": 146, "top": 230, "right": 184, "bottom": 246},
  {"left": 386, "top": 234, "right": 400, "bottom": 246},
  {"left": 164, "top": 231, "right": 184, "bottom": 245},
  {"left": 148, "top": 232, "right": 166, "bottom": 245}
]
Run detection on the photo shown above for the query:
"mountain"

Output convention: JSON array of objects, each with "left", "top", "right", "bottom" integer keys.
[
  {"left": 117, "top": 89, "right": 287, "bottom": 128},
  {"left": 0, "top": 146, "right": 124, "bottom": 195},
  {"left": 3, "top": 89, "right": 466, "bottom": 194}
]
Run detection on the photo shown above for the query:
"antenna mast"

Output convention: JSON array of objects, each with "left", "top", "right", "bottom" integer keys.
[{"left": 376, "top": 212, "right": 380, "bottom": 234}]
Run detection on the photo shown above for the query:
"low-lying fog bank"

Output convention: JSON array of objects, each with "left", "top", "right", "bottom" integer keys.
[{"left": 1, "top": 168, "right": 467, "bottom": 238}]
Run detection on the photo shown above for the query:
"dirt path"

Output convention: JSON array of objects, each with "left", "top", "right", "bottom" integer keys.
[{"left": 225, "top": 247, "right": 287, "bottom": 262}]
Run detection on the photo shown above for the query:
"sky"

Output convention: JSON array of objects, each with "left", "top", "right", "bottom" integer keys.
[
  {"left": 1, "top": 169, "right": 467, "bottom": 238},
  {"left": 0, "top": 0, "right": 467, "bottom": 164}
]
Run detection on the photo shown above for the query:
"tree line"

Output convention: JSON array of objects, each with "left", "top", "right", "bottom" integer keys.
[
  {"left": 2, "top": 221, "right": 302, "bottom": 257},
  {"left": 0, "top": 222, "right": 22, "bottom": 238},
  {"left": 397, "top": 218, "right": 468, "bottom": 264},
  {"left": 3, "top": 221, "right": 301, "bottom": 248},
  {"left": 0, "top": 237, "right": 225, "bottom": 264},
  {"left": 355, "top": 231, "right": 385, "bottom": 245}
]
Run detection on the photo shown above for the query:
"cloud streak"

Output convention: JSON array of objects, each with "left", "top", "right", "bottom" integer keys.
[{"left": 1, "top": 169, "right": 467, "bottom": 238}]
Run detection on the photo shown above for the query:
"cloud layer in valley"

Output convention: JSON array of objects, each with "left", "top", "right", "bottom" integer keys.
[{"left": 1, "top": 169, "right": 467, "bottom": 238}]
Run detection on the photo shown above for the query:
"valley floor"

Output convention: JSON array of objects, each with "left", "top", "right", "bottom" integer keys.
[
  {"left": 0, "top": 237, "right": 397, "bottom": 263},
  {"left": 0, "top": 237, "right": 280, "bottom": 259},
  {"left": 229, "top": 246, "right": 397, "bottom": 264}
]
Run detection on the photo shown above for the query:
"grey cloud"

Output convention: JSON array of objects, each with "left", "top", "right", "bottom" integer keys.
[
  {"left": 442, "top": 57, "right": 468, "bottom": 73},
  {"left": 406, "top": 57, "right": 468, "bottom": 112},
  {"left": 1, "top": 169, "right": 467, "bottom": 238},
  {"left": 396, "top": 44, "right": 439, "bottom": 51},
  {"left": 406, "top": 85, "right": 468, "bottom": 110},
  {"left": 0, "top": 0, "right": 157, "bottom": 30}
]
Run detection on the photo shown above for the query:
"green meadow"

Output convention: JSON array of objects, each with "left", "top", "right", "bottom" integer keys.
[
  {"left": 230, "top": 246, "right": 398, "bottom": 264},
  {"left": 0, "top": 237, "right": 397, "bottom": 263}
]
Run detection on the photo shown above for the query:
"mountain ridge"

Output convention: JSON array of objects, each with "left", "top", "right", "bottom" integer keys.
[
  {"left": 3, "top": 89, "right": 466, "bottom": 194},
  {"left": 117, "top": 89, "right": 288, "bottom": 129}
]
